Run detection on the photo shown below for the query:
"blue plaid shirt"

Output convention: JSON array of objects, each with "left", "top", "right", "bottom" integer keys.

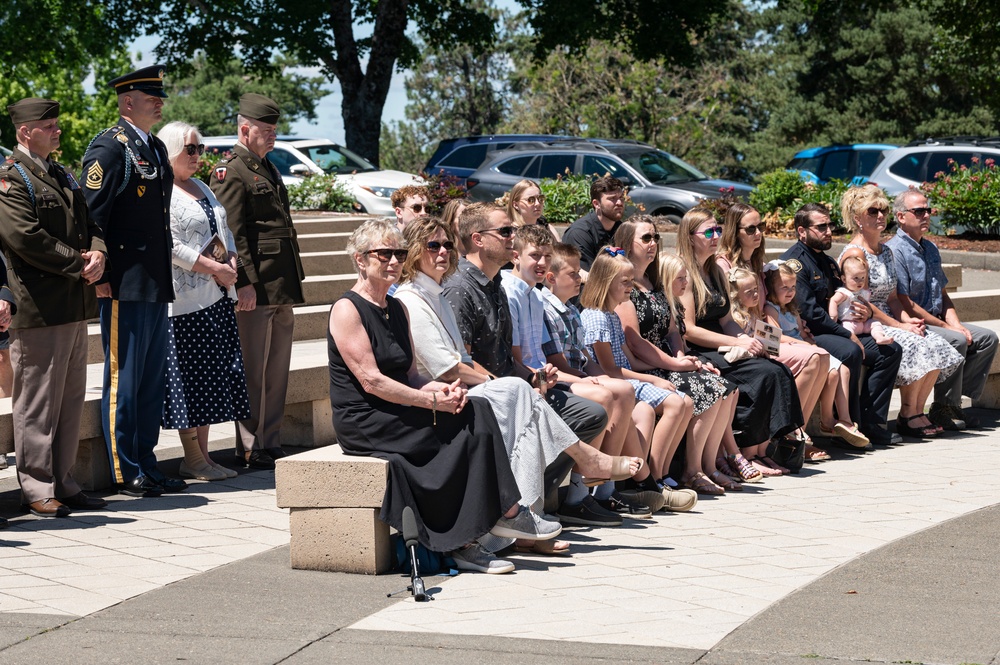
[
  {"left": 500, "top": 271, "right": 550, "bottom": 369},
  {"left": 540, "top": 287, "right": 587, "bottom": 371}
]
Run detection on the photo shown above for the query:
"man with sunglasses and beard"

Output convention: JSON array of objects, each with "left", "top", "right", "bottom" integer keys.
[
  {"left": 781, "top": 203, "right": 902, "bottom": 447},
  {"left": 391, "top": 185, "right": 430, "bottom": 231},
  {"left": 211, "top": 93, "right": 305, "bottom": 469},
  {"left": 886, "top": 190, "right": 997, "bottom": 431}
]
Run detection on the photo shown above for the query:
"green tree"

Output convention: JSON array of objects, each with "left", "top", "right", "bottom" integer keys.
[
  {"left": 379, "top": 121, "right": 429, "bottom": 174},
  {"left": 161, "top": 54, "right": 327, "bottom": 136}
]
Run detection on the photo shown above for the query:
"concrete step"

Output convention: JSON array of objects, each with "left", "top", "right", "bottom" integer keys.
[
  {"left": 293, "top": 216, "right": 373, "bottom": 235},
  {"left": 84, "top": 305, "right": 332, "bottom": 364},
  {"left": 298, "top": 232, "right": 352, "bottom": 253},
  {"left": 950, "top": 290, "right": 1000, "bottom": 323},
  {"left": 302, "top": 251, "right": 352, "bottom": 276}
]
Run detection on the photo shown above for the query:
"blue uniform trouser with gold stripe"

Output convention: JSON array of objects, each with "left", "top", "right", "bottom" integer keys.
[{"left": 99, "top": 299, "right": 168, "bottom": 484}]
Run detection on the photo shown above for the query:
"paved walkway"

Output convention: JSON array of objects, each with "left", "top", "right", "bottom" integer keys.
[{"left": 1, "top": 411, "right": 999, "bottom": 664}]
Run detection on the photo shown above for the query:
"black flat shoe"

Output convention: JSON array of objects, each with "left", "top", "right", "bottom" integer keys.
[
  {"left": 263, "top": 447, "right": 288, "bottom": 460},
  {"left": 896, "top": 414, "right": 938, "bottom": 439},
  {"left": 58, "top": 492, "right": 108, "bottom": 510},
  {"left": 243, "top": 450, "right": 276, "bottom": 470},
  {"left": 119, "top": 476, "right": 165, "bottom": 497},
  {"left": 155, "top": 477, "right": 189, "bottom": 493}
]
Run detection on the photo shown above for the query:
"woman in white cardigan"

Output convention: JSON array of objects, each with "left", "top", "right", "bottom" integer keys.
[{"left": 157, "top": 121, "right": 251, "bottom": 480}]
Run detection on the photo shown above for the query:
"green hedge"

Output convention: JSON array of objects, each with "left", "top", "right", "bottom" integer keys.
[{"left": 750, "top": 170, "right": 849, "bottom": 230}]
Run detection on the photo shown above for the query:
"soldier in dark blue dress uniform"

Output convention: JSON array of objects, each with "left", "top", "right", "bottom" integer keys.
[{"left": 81, "top": 66, "right": 187, "bottom": 496}]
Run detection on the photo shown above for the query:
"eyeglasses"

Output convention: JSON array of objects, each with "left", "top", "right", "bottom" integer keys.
[
  {"left": 639, "top": 233, "right": 661, "bottom": 244},
  {"left": 405, "top": 203, "right": 427, "bottom": 214},
  {"left": 479, "top": 225, "right": 514, "bottom": 239},
  {"left": 521, "top": 195, "right": 545, "bottom": 205},
  {"left": 809, "top": 222, "right": 834, "bottom": 233},
  {"left": 905, "top": 207, "right": 933, "bottom": 216},
  {"left": 602, "top": 246, "right": 627, "bottom": 257},
  {"left": 739, "top": 224, "right": 761, "bottom": 235},
  {"left": 426, "top": 240, "right": 455, "bottom": 253},
  {"left": 184, "top": 144, "right": 205, "bottom": 156},
  {"left": 865, "top": 206, "right": 888, "bottom": 216},
  {"left": 691, "top": 226, "right": 723, "bottom": 239},
  {"left": 366, "top": 248, "right": 409, "bottom": 262}
]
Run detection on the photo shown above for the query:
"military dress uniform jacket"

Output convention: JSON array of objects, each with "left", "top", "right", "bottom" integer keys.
[
  {"left": 0, "top": 150, "right": 107, "bottom": 329},
  {"left": 210, "top": 142, "right": 304, "bottom": 306},
  {"left": 81, "top": 118, "right": 174, "bottom": 303},
  {"left": 780, "top": 240, "right": 851, "bottom": 339}
]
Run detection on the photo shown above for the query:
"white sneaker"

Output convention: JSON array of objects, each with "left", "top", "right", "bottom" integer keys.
[
  {"left": 451, "top": 543, "right": 515, "bottom": 574},
  {"left": 490, "top": 506, "right": 562, "bottom": 540}
]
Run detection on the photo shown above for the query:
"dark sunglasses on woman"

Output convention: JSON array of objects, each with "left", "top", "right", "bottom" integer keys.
[{"left": 184, "top": 144, "right": 206, "bottom": 156}]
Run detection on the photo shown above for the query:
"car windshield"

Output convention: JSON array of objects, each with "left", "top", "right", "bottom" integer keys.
[
  {"left": 618, "top": 150, "right": 707, "bottom": 184},
  {"left": 301, "top": 143, "right": 377, "bottom": 175}
]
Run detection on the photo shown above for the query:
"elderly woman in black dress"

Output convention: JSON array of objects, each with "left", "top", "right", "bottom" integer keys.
[{"left": 328, "top": 219, "right": 561, "bottom": 574}]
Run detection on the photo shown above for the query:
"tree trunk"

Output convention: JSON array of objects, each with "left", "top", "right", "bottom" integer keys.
[{"left": 326, "top": 0, "right": 409, "bottom": 168}]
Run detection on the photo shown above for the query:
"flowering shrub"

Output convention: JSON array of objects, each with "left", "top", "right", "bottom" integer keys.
[
  {"left": 922, "top": 157, "right": 1000, "bottom": 235},
  {"left": 286, "top": 174, "right": 357, "bottom": 212},
  {"left": 196, "top": 148, "right": 232, "bottom": 184},
  {"left": 750, "top": 169, "right": 850, "bottom": 232},
  {"left": 421, "top": 172, "right": 467, "bottom": 212}
]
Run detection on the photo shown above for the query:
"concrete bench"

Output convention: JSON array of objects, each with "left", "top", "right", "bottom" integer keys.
[
  {"left": 274, "top": 445, "right": 393, "bottom": 575},
  {"left": 0, "top": 339, "right": 335, "bottom": 490}
]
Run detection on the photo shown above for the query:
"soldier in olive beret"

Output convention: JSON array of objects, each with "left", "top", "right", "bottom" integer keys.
[
  {"left": 210, "top": 93, "right": 304, "bottom": 469},
  {"left": 0, "top": 98, "right": 109, "bottom": 518}
]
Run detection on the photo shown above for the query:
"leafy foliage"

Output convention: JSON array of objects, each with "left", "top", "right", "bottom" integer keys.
[
  {"left": 750, "top": 170, "right": 850, "bottom": 231},
  {"left": 922, "top": 157, "right": 1000, "bottom": 234},
  {"left": 422, "top": 173, "right": 468, "bottom": 213},
  {"left": 538, "top": 173, "right": 592, "bottom": 224},
  {"left": 286, "top": 175, "right": 357, "bottom": 212}
]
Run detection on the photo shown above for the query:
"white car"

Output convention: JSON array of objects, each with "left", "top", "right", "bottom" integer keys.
[
  {"left": 867, "top": 138, "right": 1000, "bottom": 196},
  {"left": 202, "top": 136, "right": 423, "bottom": 216}
]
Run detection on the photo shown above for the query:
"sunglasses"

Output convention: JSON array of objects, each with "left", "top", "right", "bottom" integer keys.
[
  {"left": 479, "top": 225, "right": 514, "bottom": 239},
  {"left": 521, "top": 195, "right": 545, "bottom": 205},
  {"left": 639, "top": 233, "right": 661, "bottom": 244},
  {"left": 810, "top": 222, "right": 833, "bottom": 233},
  {"left": 691, "top": 226, "right": 723, "bottom": 239},
  {"left": 406, "top": 203, "right": 427, "bottom": 213},
  {"left": 740, "top": 224, "right": 761, "bottom": 235},
  {"left": 602, "top": 246, "right": 627, "bottom": 257},
  {"left": 866, "top": 206, "right": 888, "bottom": 216},
  {"left": 184, "top": 143, "right": 206, "bottom": 156},
  {"left": 366, "top": 248, "right": 409, "bottom": 262},
  {"left": 905, "top": 206, "right": 933, "bottom": 216},
  {"left": 426, "top": 240, "right": 455, "bottom": 253}
]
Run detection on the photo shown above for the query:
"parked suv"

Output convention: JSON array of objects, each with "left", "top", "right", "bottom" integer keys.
[
  {"left": 202, "top": 136, "right": 422, "bottom": 216},
  {"left": 867, "top": 137, "right": 1000, "bottom": 196},
  {"left": 787, "top": 143, "right": 896, "bottom": 185},
  {"left": 424, "top": 134, "right": 577, "bottom": 184},
  {"left": 465, "top": 139, "right": 752, "bottom": 223}
]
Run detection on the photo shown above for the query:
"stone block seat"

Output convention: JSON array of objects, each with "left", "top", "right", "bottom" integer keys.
[{"left": 274, "top": 445, "right": 393, "bottom": 575}]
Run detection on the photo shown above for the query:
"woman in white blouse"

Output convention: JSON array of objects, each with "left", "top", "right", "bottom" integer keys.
[
  {"left": 394, "top": 217, "right": 642, "bottom": 555},
  {"left": 157, "top": 121, "right": 251, "bottom": 481}
]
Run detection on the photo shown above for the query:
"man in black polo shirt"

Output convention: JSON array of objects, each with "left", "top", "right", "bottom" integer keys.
[{"left": 561, "top": 175, "right": 625, "bottom": 276}]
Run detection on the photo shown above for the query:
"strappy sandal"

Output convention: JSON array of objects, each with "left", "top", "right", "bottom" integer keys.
[
  {"left": 583, "top": 456, "right": 644, "bottom": 487},
  {"left": 710, "top": 470, "right": 744, "bottom": 492},
  {"left": 896, "top": 414, "right": 939, "bottom": 439},
  {"left": 804, "top": 444, "right": 831, "bottom": 462},
  {"left": 751, "top": 457, "right": 783, "bottom": 476},
  {"left": 682, "top": 472, "right": 725, "bottom": 496},
  {"left": 727, "top": 454, "right": 764, "bottom": 483}
]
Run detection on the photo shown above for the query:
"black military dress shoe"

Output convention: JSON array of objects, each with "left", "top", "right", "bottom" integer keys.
[
  {"left": 152, "top": 477, "right": 189, "bottom": 493},
  {"left": 119, "top": 476, "right": 165, "bottom": 497},
  {"left": 58, "top": 492, "right": 108, "bottom": 510},
  {"left": 263, "top": 447, "right": 287, "bottom": 460},
  {"left": 243, "top": 450, "right": 276, "bottom": 470}
]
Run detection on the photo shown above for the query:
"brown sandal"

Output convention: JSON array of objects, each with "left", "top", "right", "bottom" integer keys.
[
  {"left": 682, "top": 472, "right": 724, "bottom": 496},
  {"left": 710, "top": 470, "right": 744, "bottom": 492}
]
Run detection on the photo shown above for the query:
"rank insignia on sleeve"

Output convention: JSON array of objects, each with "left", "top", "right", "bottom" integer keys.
[
  {"left": 215, "top": 166, "right": 227, "bottom": 182},
  {"left": 85, "top": 161, "right": 104, "bottom": 189},
  {"left": 0, "top": 178, "right": 10, "bottom": 195},
  {"left": 137, "top": 185, "right": 146, "bottom": 197}
]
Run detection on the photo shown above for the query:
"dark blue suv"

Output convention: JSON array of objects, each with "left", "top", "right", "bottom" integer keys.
[{"left": 424, "top": 135, "right": 577, "bottom": 184}]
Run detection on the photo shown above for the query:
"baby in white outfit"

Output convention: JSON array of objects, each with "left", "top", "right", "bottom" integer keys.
[{"left": 828, "top": 255, "right": 892, "bottom": 344}]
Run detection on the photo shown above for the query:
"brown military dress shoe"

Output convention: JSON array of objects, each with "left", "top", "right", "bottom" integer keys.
[{"left": 27, "top": 498, "right": 72, "bottom": 518}]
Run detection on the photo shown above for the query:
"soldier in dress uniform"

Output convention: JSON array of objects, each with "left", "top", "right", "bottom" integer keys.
[
  {"left": 81, "top": 66, "right": 187, "bottom": 496},
  {"left": 210, "top": 93, "right": 304, "bottom": 469},
  {"left": 0, "top": 98, "right": 109, "bottom": 518}
]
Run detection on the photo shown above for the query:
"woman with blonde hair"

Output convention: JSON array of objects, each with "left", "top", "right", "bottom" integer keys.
[
  {"left": 837, "top": 184, "right": 963, "bottom": 438},
  {"left": 504, "top": 179, "right": 548, "bottom": 227}
]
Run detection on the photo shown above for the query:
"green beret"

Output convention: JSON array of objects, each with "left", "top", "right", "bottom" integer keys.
[
  {"left": 239, "top": 93, "right": 280, "bottom": 125},
  {"left": 7, "top": 98, "right": 60, "bottom": 125},
  {"left": 109, "top": 65, "right": 168, "bottom": 98}
]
